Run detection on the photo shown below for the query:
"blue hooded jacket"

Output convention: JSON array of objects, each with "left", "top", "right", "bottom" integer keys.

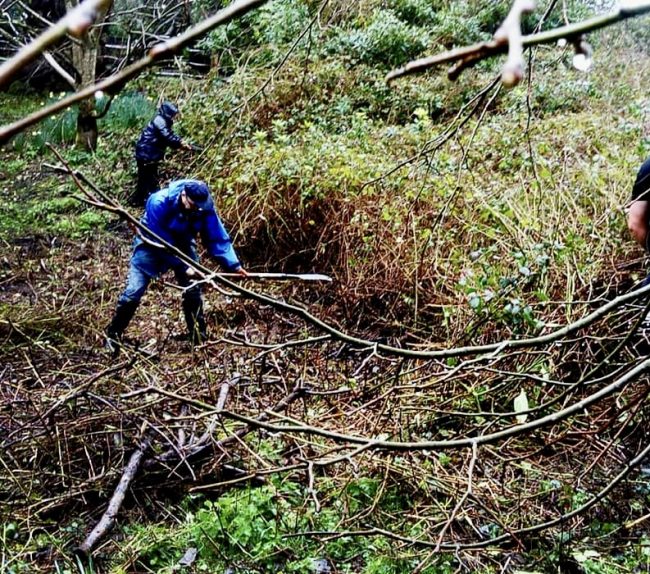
[
  {"left": 135, "top": 102, "right": 182, "bottom": 162},
  {"left": 133, "top": 179, "right": 241, "bottom": 276}
]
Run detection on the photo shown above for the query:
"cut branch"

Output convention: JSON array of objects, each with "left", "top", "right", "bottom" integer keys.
[
  {"left": 218, "top": 356, "right": 650, "bottom": 451},
  {"left": 77, "top": 437, "right": 151, "bottom": 556}
]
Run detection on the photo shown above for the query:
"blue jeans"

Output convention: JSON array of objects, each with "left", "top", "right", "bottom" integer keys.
[{"left": 117, "top": 244, "right": 201, "bottom": 306}]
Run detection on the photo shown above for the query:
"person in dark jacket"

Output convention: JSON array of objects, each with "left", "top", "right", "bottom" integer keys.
[
  {"left": 628, "top": 157, "right": 650, "bottom": 252},
  {"left": 106, "top": 179, "right": 248, "bottom": 355},
  {"left": 131, "top": 101, "right": 191, "bottom": 206}
]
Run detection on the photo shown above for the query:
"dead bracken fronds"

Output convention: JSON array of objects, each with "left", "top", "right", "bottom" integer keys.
[
  {"left": 3, "top": 1, "right": 650, "bottom": 571},
  {"left": 2, "top": 187, "right": 650, "bottom": 565}
]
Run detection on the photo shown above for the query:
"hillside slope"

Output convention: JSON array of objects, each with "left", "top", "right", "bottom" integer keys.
[{"left": 2, "top": 3, "right": 650, "bottom": 573}]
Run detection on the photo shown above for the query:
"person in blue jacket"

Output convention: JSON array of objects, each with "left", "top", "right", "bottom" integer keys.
[
  {"left": 131, "top": 101, "right": 192, "bottom": 206},
  {"left": 106, "top": 179, "right": 248, "bottom": 354}
]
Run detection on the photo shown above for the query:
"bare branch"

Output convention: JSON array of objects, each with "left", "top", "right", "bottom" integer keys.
[
  {"left": 0, "top": 0, "right": 270, "bottom": 146},
  {"left": 42, "top": 50, "right": 77, "bottom": 88},
  {"left": 218, "top": 356, "right": 650, "bottom": 452},
  {"left": 386, "top": 2, "right": 650, "bottom": 84},
  {"left": 77, "top": 435, "right": 151, "bottom": 556}
]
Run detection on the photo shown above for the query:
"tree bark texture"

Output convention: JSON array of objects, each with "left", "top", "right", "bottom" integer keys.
[{"left": 65, "top": 0, "right": 112, "bottom": 151}]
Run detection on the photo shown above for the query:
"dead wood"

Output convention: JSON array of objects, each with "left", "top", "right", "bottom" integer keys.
[
  {"left": 77, "top": 437, "right": 151, "bottom": 556},
  {"left": 72, "top": 382, "right": 306, "bottom": 556}
]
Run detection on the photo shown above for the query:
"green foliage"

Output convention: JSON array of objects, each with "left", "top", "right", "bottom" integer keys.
[
  {"left": 99, "top": 91, "right": 155, "bottom": 132},
  {"left": 0, "top": 158, "right": 114, "bottom": 239},
  {"left": 255, "top": 0, "right": 311, "bottom": 45},
  {"left": 455, "top": 241, "right": 559, "bottom": 333},
  {"left": 390, "top": 0, "right": 439, "bottom": 26},
  {"left": 8, "top": 90, "right": 153, "bottom": 154},
  {"left": 2, "top": 156, "right": 28, "bottom": 178},
  {"left": 193, "top": 484, "right": 304, "bottom": 569},
  {"left": 109, "top": 475, "right": 445, "bottom": 573},
  {"left": 200, "top": 0, "right": 312, "bottom": 69},
  {"left": 531, "top": 534, "right": 650, "bottom": 574},
  {"left": 324, "top": 9, "right": 430, "bottom": 68},
  {"left": 625, "top": 14, "right": 650, "bottom": 53},
  {"left": 425, "top": 2, "right": 502, "bottom": 47},
  {"left": 11, "top": 100, "right": 77, "bottom": 152}
]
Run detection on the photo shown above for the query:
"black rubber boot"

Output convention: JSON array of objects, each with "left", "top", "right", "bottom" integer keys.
[
  {"left": 105, "top": 300, "right": 139, "bottom": 357},
  {"left": 129, "top": 161, "right": 159, "bottom": 206},
  {"left": 182, "top": 295, "right": 207, "bottom": 346}
]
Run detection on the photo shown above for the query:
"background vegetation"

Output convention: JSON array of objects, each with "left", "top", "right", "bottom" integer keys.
[{"left": 2, "top": 1, "right": 650, "bottom": 573}]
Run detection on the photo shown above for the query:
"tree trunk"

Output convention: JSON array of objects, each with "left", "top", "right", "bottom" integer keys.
[{"left": 65, "top": 0, "right": 111, "bottom": 151}]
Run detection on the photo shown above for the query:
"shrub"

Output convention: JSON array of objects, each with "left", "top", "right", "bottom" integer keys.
[
  {"left": 390, "top": 0, "right": 439, "bottom": 26},
  {"left": 200, "top": 0, "right": 312, "bottom": 69},
  {"left": 324, "top": 9, "right": 430, "bottom": 68},
  {"left": 99, "top": 91, "right": 155, "bottom": 132}
]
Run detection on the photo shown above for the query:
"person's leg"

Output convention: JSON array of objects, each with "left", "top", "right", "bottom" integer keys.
[
  {"left": 146, "top": 162, "right": 160, "bottom": 199},
  {"left": 105, "top": 263, "right": 150, "bottom": 353},
  {"left": 131, "top": 161, "right": 159, "bottom": 206},
  {"left": 174, "top": 260, "right": 206, "bottom": 344},
  {"left": 130, "top": 160, "right": 147, "bottom": 206}
]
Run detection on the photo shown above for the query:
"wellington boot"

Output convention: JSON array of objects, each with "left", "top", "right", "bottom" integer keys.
[
  {"left": 183, "top": 297, "right": 207, "bottom": 346},
  {"left": 105, "top": 300, "right": 139, "bottom": 357}
]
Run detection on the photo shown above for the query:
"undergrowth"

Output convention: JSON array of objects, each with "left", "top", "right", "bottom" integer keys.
[{"left": 3, "top": 2, "right": 650, "bottom": 574}]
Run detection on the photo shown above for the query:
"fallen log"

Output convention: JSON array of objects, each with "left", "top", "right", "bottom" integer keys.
[
  {"left": 77, "top": 383, "right": 306, "bottom": 556},
  {"left": 77, "top": 437, "right": 151, "bottom": 557}
]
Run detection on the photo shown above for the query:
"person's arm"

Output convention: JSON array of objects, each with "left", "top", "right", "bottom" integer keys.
[
  {"left": 628, "top": 200, "right": 650, "bottom": 249},
  {"left": 201, "top": 210, "right": 243, "bottom": 271},
  {"left": 153, "top": 116, "right": 182, "bottom": 149}
]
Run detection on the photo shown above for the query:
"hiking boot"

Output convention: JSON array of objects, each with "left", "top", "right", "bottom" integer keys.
[
  {"left": 104, "top": 300, "right": 139, "bottom": 358},
  {"left": 104, "top": 334, "right": 121, "bottom": 358}
]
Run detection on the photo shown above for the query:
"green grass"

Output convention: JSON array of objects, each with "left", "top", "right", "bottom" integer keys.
[{"left": 0, "top": 174, "right": 111, "bottom": 239}]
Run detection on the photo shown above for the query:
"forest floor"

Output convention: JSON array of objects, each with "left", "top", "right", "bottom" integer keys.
[
  {"left": 2, "top": 149, "right": 650, "bottom": 574},
  {"left": 4, "top": 21, "right": 650, "bottom": 570}
]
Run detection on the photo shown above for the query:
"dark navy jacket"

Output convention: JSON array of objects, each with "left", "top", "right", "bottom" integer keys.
[
  {"left": 133, "top": 180, "right": 241, "bottom": 276},
  {"left": 135, "top": 103, "right": 182, "bottom": 162}
]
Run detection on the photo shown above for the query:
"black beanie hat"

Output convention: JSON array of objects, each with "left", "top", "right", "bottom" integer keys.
[{"left": 184, "top": 180, "right": 213, "bottom": 211}]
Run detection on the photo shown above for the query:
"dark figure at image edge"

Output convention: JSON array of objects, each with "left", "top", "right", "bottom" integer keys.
[
  {"left": 132, "top": 101, "right": 190, "bottom": 206},
  {"left": 106, "top": 179, "right": 248, "bottom": 355},
  {"left": 628, "top": 158, "right": 650, "bottom": 286}
]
